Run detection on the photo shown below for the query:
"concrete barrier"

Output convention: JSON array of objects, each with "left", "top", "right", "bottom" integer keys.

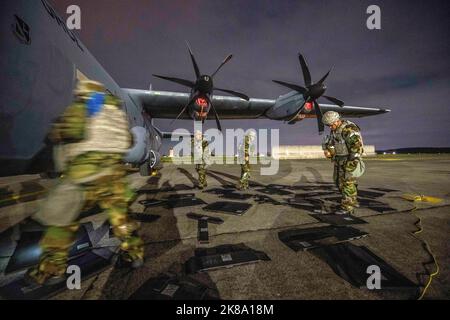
[{"left": 272, "top": 145, "right": 376, "bottom": 159}]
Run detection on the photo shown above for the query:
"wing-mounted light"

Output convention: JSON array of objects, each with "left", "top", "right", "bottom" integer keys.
[
  {"left": 193, "top": 94, "right": 210, "bottom": 120},
  {"left": 303, "top": 101, "right": 314, "bottom": 113},
  {"left": 195, "top": 96, "right": 208, "bottom": 108}
]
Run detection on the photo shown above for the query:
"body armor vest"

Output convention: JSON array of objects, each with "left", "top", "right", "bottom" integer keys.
[
  {"left": 63, "top": 103, "right": 131, "bottom": 162},
  {"left": 330, "top": 120, "right": 358, "bottom": 156}
]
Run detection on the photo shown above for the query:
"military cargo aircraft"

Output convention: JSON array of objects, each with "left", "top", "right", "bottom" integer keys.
[{"left": 0, "top": 0, "right": 390, "bottom": 177}]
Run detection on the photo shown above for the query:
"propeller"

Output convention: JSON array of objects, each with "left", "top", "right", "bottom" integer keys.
[
  {"left": 205, "top": 95, "right": 222, "bottom": 132},
  {"left": 272, "top": 53, "right": 344, "bottom": 134},
  {"left": 153, "top": 41, "right": 249, "bottom": 130},
  {"left": 172, "top": 95, "right": 197, "bottom": 125}
]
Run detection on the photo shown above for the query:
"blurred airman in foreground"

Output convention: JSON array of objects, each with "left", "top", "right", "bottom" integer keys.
[{"left": 26, "top": 80, "right": 144, "bottom": 285}]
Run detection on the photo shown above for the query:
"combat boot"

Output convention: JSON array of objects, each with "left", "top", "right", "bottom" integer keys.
[
  {"left": 117, "top": 252, "right": 144, "bottom": 269},
  {"left": 24, "top": 250, "right": 68, "bottom": 286},
  {"left": 335, "top": 208, "right": 355, "bottom": 215},
  {"left": 236, "top": 180, "right": 247, "bottom": 190},
  {"left": 24, "top": 225, "right": 77, "bottom": 286},
  {"left": 197, "top": 181, "right": 207, "bottom": 189},
  {"left": 116, "top": 236, "right": 145, "bottom": 269}
]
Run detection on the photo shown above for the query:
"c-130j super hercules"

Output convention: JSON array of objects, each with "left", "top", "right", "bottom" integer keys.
[{"left": 0, "top": 0, "right": 390, "bottom": 177}]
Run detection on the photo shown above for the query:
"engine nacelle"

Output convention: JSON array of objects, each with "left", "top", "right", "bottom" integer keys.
[
  {"left": 265, "top": 91, "right": 306, "bottom": 120},
  {"left": 124, "top": 126, "right": 149, "bottom": 164}
]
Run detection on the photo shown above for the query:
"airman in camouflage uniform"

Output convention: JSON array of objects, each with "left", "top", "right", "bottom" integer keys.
[
  {"left": 192, "top": 131, "right": 210, "bottom": 189},
  {"left": 322, "top": 111, "right": 365, "bottom": 215},
  {"left": 26, "top": 80, "right": 144, "bottom": 285},
  {"left": 237, "top": 131, "right": 256, "bottom": 190}
]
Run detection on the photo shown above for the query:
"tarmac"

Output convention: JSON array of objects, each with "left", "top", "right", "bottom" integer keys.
[{"left": 0, "top": 155, "right": 449, "bottom": 300}]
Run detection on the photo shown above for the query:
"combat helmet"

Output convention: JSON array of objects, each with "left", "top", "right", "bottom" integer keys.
[
  {"left": 322, "top": 111, "right": 341, "bottom": 126},
  {"left": 246, "top": 129, "right": 257, "bottom": 142}
]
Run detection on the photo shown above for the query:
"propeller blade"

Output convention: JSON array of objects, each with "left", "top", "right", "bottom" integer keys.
[
  {"left": 323, "top": 95, "right": 344, "bottom": 107},
  {"left": 317, "top": 69, "right": 332, "bottom": 84},
  {"left": 313, "top": 100, "right": 324, "bottom": 134},
  {"left": 272, "top": 80, "right": 307, "bottom": 94},
  {"left": 186, "top": 41, "right": 201, "bottom": 78},
  {"left": 213, "top": 87, "right": 250, "bottom": 100},
  {"left": 298, "top": 54, "right": 312, "bottom": 86},
  {"left": 286, "top": 100, "right": 307, "bottom": 123},
  {"left": 205, "top": 96, "right": 222, "bottom": 131},
  {"left": 211, "top": 54, "right": 233, "bottom": 78},
  {"left": 153, "top": 74, "right": 194, "bottom": 88},
  {"left": 171, "top": 95, "right": 196, "bottom": 124}
]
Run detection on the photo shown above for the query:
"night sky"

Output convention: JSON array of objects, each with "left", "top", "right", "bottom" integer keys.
[{"left": 51, "top": 0, "right": 450, "bottom": 150}]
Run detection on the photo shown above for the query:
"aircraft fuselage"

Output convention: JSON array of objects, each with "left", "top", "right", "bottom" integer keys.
[{"left": 0, "top": 0, "right": 161, "bottom": 176}]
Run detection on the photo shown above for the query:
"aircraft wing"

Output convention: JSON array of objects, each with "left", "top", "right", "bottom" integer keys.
[
  {"left": 124, "top": 89, "right": 390, "bottom": 120},
  {"left": 125, "top": 89, "right": 273, "bottom": 119},
  {"left": 314, "top": 104, "right": 390, "bottom": 118}
]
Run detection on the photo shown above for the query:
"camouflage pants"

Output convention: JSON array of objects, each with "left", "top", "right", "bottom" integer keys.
[
  {"left": 196, "top": 164, "right": 207, "bottom": 188},
  {"left": 238, "top": 163, "right": 250, "bottom": 190},
  {"left": 30, "top": 153, "right": 143, "bottom": 283},
  {"left": 333, "top": 159, "right": 358, "bottom": 212}
]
